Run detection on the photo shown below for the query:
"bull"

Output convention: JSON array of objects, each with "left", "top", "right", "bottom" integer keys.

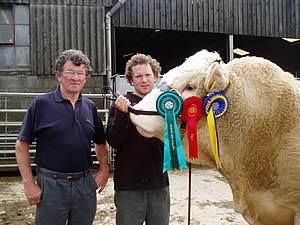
[{"left": 129, "top": 50, "right": 300, "bottom": 225}]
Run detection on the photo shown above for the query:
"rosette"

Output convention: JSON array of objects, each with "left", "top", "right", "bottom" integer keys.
[
  {"left": 156, "top": 91, "right": 187, "bottom": 171},
  {"left": 181, "top": 96, "right": 204, "bottom": 159},
  {"left": 203, "top": 92, "right": 229, "bottom": 168},
  {"left": 204, "top": 92, "right": 229, "bottom": 118}
]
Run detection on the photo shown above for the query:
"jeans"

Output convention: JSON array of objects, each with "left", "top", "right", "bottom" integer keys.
[
  {"left": 35, "top": 168, "right": 97, "bottom": 225},
  {"left": 115, "top": 186, "right": 170, "bottom": 225}
]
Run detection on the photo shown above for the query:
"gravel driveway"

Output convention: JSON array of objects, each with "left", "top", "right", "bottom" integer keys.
[{"left": 0, "top": 166, "right": 247, "bottom": 225}]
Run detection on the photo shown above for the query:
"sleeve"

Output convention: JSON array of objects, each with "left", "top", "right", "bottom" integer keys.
[
  {"left": 17, "top": 99, "right": 38, "bottom": 144},
  {"left": 105, "top": 102, "right": 131, "bottom": 149},
  {"left": 92, "top": 105, "right": 106, "bottom": 145}
]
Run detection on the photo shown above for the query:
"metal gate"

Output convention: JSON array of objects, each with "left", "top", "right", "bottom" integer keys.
[{"left": 0, "top": 92, "right": 116, "bottom": 171}]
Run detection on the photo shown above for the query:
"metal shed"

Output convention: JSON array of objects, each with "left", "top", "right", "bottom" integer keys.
[
  {"left": 110, "top": 0, "right": 299, "bottom": 77},
  {"left": 0, "top": 0, "right": 299, "bottom": 170},
  {"left": 0, "top": 0, "right": 299, "bottom": 87}
]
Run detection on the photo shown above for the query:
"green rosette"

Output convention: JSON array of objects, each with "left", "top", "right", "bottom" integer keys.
[{"left": 156, "top": 91, "right": 187, "bottom": 172}]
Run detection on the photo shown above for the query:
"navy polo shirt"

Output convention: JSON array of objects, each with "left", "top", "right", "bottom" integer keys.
[{"left": 17, "top": 86, "right": 106, "bottom": 173}]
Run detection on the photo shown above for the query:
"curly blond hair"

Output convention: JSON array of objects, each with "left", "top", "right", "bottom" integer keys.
[{"left": 125, "top": 53, "right": 161, "bottom": 83}]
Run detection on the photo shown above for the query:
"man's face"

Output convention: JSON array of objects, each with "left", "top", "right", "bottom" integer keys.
[
  {"left": 58, "top": 60, "right": 87, "bottom": 95},
  {"left": 131, "top": 63, "right": 157, "bottom": 98}
]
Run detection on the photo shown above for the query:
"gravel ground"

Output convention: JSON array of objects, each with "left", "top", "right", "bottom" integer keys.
[{"left": 0, "top": 166, "right": 248, "bottom": 225}]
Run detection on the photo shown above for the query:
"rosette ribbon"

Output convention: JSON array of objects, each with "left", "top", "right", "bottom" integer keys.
[
  {"left": 203, "top": 92, "right": 229, "bottom": 168},
  {"left": 156, "top": 91, "right": 187, "bottom": 172},
  {"left": 181, "top": 96, "right": 204, "bottom": 159}
]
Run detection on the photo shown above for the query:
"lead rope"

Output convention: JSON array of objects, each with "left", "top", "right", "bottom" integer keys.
[
  {"left": 101, "top": 86, "right": 160, "bottom": 115},
  {"left": 179, "top": 122, "right": 191, "bottom": 225},
  {"left": 188, "top": 162, "right": 192, "bottom": 225}
]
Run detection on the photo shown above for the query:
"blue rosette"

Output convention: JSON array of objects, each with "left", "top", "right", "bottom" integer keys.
[
  {"left": 156, "top": 91, "right": 187, "bottom": 172},
  {"left": 203, "top": 91, "right": 229, "bottom": 168},
  {"left": 203, "top": 92, "right": 229, "bottom": 118}
]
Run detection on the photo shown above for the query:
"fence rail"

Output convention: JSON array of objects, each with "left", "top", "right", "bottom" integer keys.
[{"left": 0, "top": 92, "right": 115, "bottom": 171}]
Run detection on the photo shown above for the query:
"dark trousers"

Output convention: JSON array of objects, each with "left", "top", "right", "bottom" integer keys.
[
  {"left": 114, "top": 186, "right": 170, "bottom": 225},
  {"left": 35, "top": 167, "right": 97, "bottom": 225}
]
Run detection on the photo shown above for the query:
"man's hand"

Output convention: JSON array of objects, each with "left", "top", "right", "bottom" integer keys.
[
  {"left": 94, "top": 164, "right": 110, "bottom": 193},
  {"left": 24, "top": 180, "right": 42, "bottom": 206},
  {"left": 115, "top": 95, "right": 131, "bottom": 113}
]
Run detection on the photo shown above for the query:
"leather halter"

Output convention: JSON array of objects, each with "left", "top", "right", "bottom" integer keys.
[{"left": 103, "top": 83, "right": 180, "bottom": 116}]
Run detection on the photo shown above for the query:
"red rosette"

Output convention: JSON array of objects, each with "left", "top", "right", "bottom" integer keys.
[{"left": 181, "top": 96, "right": 204, "bottom": 159}]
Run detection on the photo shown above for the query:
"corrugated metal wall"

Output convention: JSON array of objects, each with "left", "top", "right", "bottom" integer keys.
[
  {"left": 4, "top": 0, "right": 299, "bottom": 75},
  {"left": 30, "top": 3, "right": 106, "bottom": 75},
  {"left": 1, "top": 0, "right": 112, "bottom": 6},
  {"left": 112, "top": 0, "right": 300, "bottom": 38},
  {"left": 2, "top": 0, "right": 112, "bottom": 76}
]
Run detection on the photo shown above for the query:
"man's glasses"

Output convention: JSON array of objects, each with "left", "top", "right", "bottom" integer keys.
[{"left": 62, "top": 71, "right": 87, "bottom": 80}]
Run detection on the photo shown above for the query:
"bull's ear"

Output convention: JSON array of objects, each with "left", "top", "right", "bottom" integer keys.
[{"left": 204, "top": 62, "right": 229, "bottom": 92}]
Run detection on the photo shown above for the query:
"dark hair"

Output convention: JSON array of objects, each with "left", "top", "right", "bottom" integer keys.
[
  {"left": 55, "top": 49, "right": 92, "bottom": 77},
  {"left": 125, "top": 53, "right": 161, "bottom": 83}
]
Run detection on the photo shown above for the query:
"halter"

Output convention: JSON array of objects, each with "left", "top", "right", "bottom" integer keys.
[{"left": 102, "top": 83, "right": 181, "bottom": 116}]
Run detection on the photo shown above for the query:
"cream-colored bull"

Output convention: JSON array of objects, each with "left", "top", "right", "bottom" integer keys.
[{"left": 130, "top": 50, "right": 300, "bottom": 225}]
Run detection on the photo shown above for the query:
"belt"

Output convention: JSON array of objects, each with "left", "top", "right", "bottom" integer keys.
[{"left": 37, "top": 167, "right": 91, "bottom": 181}]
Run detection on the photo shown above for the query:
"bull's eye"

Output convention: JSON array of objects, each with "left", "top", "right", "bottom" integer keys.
[{"left": 186, "top": 84, "right": 193, "bottom": 90}]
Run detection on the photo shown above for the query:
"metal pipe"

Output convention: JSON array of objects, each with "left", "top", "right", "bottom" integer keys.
[
  {"left": 188, "top": 163, "right": 192, "bottom": 225},
  {"left": 226, "top": 34, "right": 234, "bottom": 62},
  {"left": 0, "top": 92, "right": 111, "bottom": 98},
  {"left": 105, "top": 0, "right": 127, "bottom": 89},
  {"left": 228, "top": 35, "right": 234, "bottom": 61}
]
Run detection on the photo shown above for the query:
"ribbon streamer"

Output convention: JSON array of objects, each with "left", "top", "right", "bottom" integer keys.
[
  {"left": 207, "top": 108, "right": 221, "bottom": 167},
  {"left": 181, "top": 96, "right": 204, "bottom": 159},
  {"left": 203, "top": 92, "right": 229, "bottom": 168},
  {"left": 157, "top": 91, "right": 187, "bottom": 172}
]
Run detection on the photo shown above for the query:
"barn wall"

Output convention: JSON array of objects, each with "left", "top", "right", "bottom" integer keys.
[
  {"left": 112, "top": 0, "right": 300, "bottom": 38},
  {"left": 0, "top": 0, "right": 112, "bottom": 6},
  {"left": 0, "top": 0, "right": 113, "bottom": 93},
  {"left": 30, "top": 3, "right": 106, "bottom": 76}
]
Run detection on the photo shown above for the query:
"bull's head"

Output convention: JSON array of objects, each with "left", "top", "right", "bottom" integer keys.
[{"left": 130, "top": 50, "right": 230, "bottom": 166}]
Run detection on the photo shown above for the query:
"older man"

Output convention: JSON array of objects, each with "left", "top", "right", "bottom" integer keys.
[{"left": 16, "top": 49, "right": 109, "bottom": 225}]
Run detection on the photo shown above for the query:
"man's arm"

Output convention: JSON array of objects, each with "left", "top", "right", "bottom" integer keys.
[
  {"left": 15, "top": 140, "right": 41, "bottom": 205},
  {"left": 94, "top": 143, "right": 109, "bottom": 192},
  {"left": 106, "top": 95, "right": 131, "bottom": 148}
]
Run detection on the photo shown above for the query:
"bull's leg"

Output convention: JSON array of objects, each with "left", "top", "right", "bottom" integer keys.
[
  {"left": 243, "top": 197, "right": 295, "bottom": 225},
  {"left": 295, "top": 215, "right": 300, "bottom": 225}
]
